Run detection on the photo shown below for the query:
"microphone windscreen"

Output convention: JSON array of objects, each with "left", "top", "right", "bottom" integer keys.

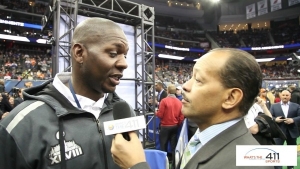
[
  {"left": 113, "top": 101, "right": 132, "bottom": 120},
  {"left": 112, "top": 101, "right": 132, "bottom": 141}
]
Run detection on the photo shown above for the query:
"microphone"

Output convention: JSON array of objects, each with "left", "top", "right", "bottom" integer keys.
[
  {"left": 112, "top": 101, "right": 132, "bottom": 141},
  {"left": 103, "top": 101, "right": 146, "bottom": 138}
]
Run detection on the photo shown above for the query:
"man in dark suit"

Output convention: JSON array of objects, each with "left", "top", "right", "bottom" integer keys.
[
  {"left": 270, "top": 90, "right": 300, "bottom": 169},
  {"left": 111, "top": 48, "right": 272, "bottom": 169},
  {"left": 155, "top": 81, "right": 167, "bottom": 108}
]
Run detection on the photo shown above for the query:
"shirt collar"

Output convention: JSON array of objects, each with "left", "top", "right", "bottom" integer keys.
[
  {"left": 168, "top": 94, "right": 176, "bottom": 98},
  {"left": 194, "top": 118, "right": 242, "bottom": 146},
  {"left": 52, "top": 72, "right": 107, "bottom": 110},
  {"left": 281, "top": 101, "right": 290, "bottom": 105}
]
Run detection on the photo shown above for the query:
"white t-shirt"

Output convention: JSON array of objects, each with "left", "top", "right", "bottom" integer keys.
[{"left": 244, "top": 103, "right": 263, "bottom": 128}]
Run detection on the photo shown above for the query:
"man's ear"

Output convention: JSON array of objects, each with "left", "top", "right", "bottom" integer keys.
[
  {"left": 222, "top": 88, "right": 243, "bottom": 110},
  {"left": 72, "top": 43, "right": 84, "bottom": 64}
]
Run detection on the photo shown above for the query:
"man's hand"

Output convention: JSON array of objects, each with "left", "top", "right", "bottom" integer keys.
[
  {"left": 111, "top": 132, "right": 146, "bottom": 169},
  {"left": 284, "top": 118, "right": 294, "bottom": 124},
  {"left": 275, "top": 116, "right": 286, "bottom": 123},
  {"left": 1, "top": 112, "right": 9, "bottom": 119},
  {"left": 256, "top": 97, "right": 265, "bottom": 108}
]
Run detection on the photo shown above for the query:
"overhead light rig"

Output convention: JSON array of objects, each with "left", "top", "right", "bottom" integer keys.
[{"left": 166, "top": 0, "right": 201, "bottom": 9}]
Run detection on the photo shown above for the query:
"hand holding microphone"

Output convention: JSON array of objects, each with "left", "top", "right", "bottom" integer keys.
[
  {"left": 111, "top": 132, "right": 146, "bottom": 169},
  {"left": 108, "top": 101, "right": 147, "bottom": 168}
]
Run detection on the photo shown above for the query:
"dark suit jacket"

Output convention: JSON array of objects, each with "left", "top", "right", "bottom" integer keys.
[
  {"left": 157, "top": 90, "right": 167, "bottom": 109},
  {"left": 177, "top": 120, "right": 273, "bottom": 169},
  {"left": 157, "top": 90, "right": 167, "bottom": 103},
  {"left": 132, "top": 120, "right": 272, "bottom": 169},
  {"left": 270, "top": 102, "right": 300, "bottom": 139}
]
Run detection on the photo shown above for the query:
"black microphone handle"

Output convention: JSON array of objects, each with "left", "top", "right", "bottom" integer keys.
[{"left": 122, "top": 132, "right": 130, "bottom": 141}]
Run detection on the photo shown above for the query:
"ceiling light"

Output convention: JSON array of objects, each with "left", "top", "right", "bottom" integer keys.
[
  {"left": 256, "top": 58, "right": 274, "bottom": 62},
  {"left": 158, "top": 54, "right": 184, "bottom": 60}
]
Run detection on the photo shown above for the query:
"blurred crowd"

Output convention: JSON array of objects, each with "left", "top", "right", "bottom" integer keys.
[
  {"left": 0, "top": 43, "right": 52, "bottom": 80},
  {"left": 154, "top": 59, "right": 300, "bottom": 85},
  {"left": 0, "top": 0, "right": 299, "bottom": 86},
  {"left": 0, "top": 79, "right": 32, "bottom": 120},
  {"left": 0, "top": 0, "right": 46, "bottom": 15}
]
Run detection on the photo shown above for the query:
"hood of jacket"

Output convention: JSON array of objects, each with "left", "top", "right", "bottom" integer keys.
[{"left": 22, "top": 79, "right": 122, "bottom": 116}]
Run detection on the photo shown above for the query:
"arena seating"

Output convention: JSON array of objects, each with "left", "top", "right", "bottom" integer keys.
[{"left": 0, "top": 0, "right": 300, "bottom": 84}]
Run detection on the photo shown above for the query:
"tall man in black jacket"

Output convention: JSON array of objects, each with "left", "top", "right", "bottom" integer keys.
[
  {"left": 288, "top": 85, "right": 300, "bottom": 105},
  {"left": 0, "top": 18, "right": 133, "bottom": 169}
]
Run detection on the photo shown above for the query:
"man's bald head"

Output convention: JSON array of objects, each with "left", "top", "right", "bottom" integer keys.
[{"left": 72, "top": 18, "right": 123, "bottom": 47}]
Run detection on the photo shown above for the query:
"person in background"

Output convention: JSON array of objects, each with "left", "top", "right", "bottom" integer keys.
[
  {"left": 8, "top": 97, "right": 15, "bottom": 109},
  {"left": 0, "top": 93, "right": 13, "bottom": 120},
  {"left": 156, "top": 84, "right": 184, "bottom": 168},
  {"left": 175, "top": 85, "right": 183, "bottom": 101},
  {"left": 271, "top": 90, "right": 300, "bottom": 169},
  {"left": 111, "top": 48, "right": 273, "bottom": 169},
  {"left": 288, "top": 85, "right": 300, "bottom": 105},
  {"left": 245, "top": 96, "right": 273, "bottom": 133},
  {"left": 259, "top": 88, "right": 271, "bottom": 110},
  {"left": 0, "top": 79, "right": 5, "bottom": 93},
  {"left": 187, "top": 119, "right": 198, "bottom": 140},
  {"left": 0, "top": 17, "right": 134, "bottom": 169},
  {"left": 244, "top": 96, "right": 276, "bottom": 145},
  {"left": 24, "top": 81, "right": 33, "bottom": 88},
  {"left": 155, "top": 81, "right": 167, "bottom": 108},
  {"left": 14, "top": 88, "right": 24, "bottom": 107},
  {"left": 267, "top": 88, "right": 275, "bottom": 104},
  {"left": 274, "top": 91, "right": 281, "bottom": 103}
]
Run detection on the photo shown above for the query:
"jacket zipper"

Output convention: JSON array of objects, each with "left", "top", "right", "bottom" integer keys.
[{"left": 96, "top": 119, "right": 108, "bottom": 169}]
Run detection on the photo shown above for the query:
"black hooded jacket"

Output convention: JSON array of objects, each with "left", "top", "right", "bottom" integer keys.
[
  {"left": 290, "top": 88, "right": 300, "bottom": 105},
  {"left": 0, "top": 78, "right": 133, "bottom": 169}
]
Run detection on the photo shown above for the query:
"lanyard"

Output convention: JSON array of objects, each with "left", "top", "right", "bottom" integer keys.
[{"left": 68, "top": 79, "right": 81, "bottom": 108}]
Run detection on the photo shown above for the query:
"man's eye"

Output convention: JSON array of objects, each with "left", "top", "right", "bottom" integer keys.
[{"left": 110, "top": 53, "right": 117, "bottom": 57}]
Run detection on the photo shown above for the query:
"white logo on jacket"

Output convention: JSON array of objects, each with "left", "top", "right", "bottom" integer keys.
[{"left": 48, "top": 131, "right": 84, "bottom": 165}]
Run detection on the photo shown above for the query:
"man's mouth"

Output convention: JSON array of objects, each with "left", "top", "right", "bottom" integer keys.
[
  {"left": 182, "top": 92, "right": 189, "bottom": 102},
  {"left": 109, "top": 74, "right": 122, "bottom": 86}
]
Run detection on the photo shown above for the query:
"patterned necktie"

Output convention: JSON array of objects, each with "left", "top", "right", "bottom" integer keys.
[{"left": 180, "top": 132, "right": 202, "bottom": 169}]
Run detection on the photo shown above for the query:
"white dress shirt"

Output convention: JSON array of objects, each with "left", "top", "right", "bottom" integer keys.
[
  {"left": 53, "top": 72, "right": 107, "bottom": 119},
  {"left": 244, "top": 103, "right": 263, "bottom": 128},
  {"left": 280, "top": 101, "right": 290, "bottom": 118}
]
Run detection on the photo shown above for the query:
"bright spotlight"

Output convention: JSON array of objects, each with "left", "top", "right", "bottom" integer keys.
[{"left": 212, "top": 0, "right": 220, "bottom": 3}]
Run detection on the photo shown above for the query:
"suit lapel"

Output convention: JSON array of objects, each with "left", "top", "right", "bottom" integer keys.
[{"left": 182, "top": 120, "right": 248, "bottom": 169}]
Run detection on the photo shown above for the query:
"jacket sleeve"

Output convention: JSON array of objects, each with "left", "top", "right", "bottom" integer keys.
[
  {"left": 270, "top": 104, "right": 276, "bottom": 119},
  {"left": 130, "top": 162, "right": 150, "bottom": 169},
  {"left": 292, "top": 104, "right": 300, "bottom": 125},
  {"left": 178, "top": 111, "right": 184, "bottom": 125},
  {"left": 156, "top": 99, "right": 166, "bottom": 119},
  {"left": 0, "top": 125, "right": 31, "bottom": 169}
]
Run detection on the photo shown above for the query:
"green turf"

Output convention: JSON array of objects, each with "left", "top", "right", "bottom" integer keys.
[{"left": 282, "top": 137, "right": 300, "bottom": 169}]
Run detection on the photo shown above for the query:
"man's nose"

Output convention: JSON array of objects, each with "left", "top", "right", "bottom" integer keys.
[{"left": 116, "top": 56, "right": 128, "bottom": 70}]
